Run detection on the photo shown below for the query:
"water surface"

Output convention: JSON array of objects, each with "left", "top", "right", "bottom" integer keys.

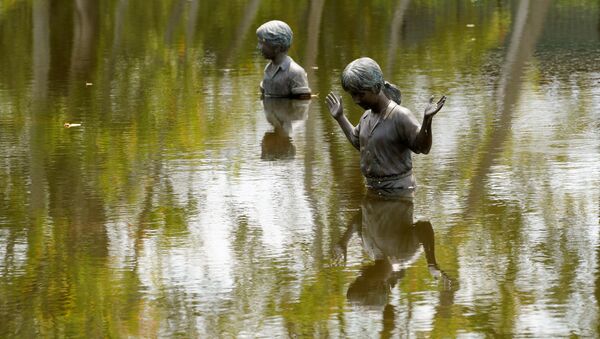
[{"left": 1, "top": 0, "right": 599, "bottom": 337}]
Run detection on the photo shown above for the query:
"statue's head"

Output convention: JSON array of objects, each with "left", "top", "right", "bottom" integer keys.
[
  {"left": 341, "top": 57, "right": 385, "bottom": 95},
  {"left": 346, "top": 259, "right": 401, "bottom": 308},
  {"left": 256, "top": 20, "right": 293, "bottom": 54}
]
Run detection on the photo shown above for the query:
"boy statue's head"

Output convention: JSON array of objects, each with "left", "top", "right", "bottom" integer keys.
[{"left": 256, "top": 20, "right": 293, "bottom": 60}]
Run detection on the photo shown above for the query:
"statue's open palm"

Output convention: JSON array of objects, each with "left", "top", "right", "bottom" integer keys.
[
  {"left": 424, "top": 95, "right": 446, "bottom": 118},
  {"left": 326, "top": 92, "right": 344, "bottom": 119}
]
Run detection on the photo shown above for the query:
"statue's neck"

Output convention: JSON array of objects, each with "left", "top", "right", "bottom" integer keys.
[
  {"left": 371, "top": 93, "right": 391, "bottom": 114},
  {"left": 271, "top": 54, "right": 287, "bottom": 66}
]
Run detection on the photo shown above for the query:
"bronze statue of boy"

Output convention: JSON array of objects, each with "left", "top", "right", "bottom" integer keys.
[{"left": 256, "top": 20, "right": 311, "bottom": 99}]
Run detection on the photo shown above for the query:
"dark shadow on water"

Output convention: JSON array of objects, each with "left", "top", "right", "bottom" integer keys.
[{"left": 260, "top": 98, "right": 309, "bottom": 161}]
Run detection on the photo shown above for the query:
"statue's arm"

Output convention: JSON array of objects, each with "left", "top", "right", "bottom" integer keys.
[
  {"left": 326, "top": 93, "right": 360, "bottom": 150},
  {"left": 412, "top": 95, "right": 446, "bottom": 154},
  {"left": 414, "top": 220, "right": 437, "bottom": 267},
  {"left": 290, "top": 69, "right": 312, "bottom": 100},
  {"left": 333, "top": 210, "right": 362, "bottom": 263}
]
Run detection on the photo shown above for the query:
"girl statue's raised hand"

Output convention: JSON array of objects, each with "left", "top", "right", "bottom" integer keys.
[
  {"left": 325, "top": 92, "right": 344, "bottom": 120},
  {"left": 424, "top": 95, "right": 447, "bottom": 119}
]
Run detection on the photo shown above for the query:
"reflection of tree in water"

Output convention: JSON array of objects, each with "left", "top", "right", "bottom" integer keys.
[
  {"left": 336, "top": 193, "right": 453, "bottom": 309},
  {"left": 467, "top": 0, "right": 550, "bottom": 208},
  {"left": 70, "top": 0, "right": 99, "bottom": 79},
  {"left": 261, "top": 98, "right": 309, "bottom": 160},
  {"left": 225, "top": 0, "right": 261, "bottom": 66},
  {"left": 597, "top": 217, "right": 600, "bottom": 337},
  {"left": 385, "top": 0, "right": 410, "bottom": 77}
]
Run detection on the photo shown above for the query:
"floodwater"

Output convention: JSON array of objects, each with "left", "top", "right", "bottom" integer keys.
[{"left": 1, "top": 0, "right": 599, "bottom": 337}]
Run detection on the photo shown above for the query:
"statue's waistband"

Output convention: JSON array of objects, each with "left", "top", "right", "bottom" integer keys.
[
  {"left": 365, "top": 171, "right": 414, "bottom": 192},
  {"left": 365, "top": 170, "right": 412, "bottom": 183}
]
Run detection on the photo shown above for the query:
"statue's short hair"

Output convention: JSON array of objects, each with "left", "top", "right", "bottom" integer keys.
[
  {"left": 256, "top": 20, "right": 293, "bottom": 51},
  {"left": 341, "top": 57, "right": 384, "bottom": 94}
]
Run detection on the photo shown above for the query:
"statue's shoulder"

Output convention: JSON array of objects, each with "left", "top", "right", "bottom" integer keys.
[
  {"left": 390, "top": 104, "right": 412, "bottom": 117},
  {"left": 263, "top": 61, "right": 274, "bottom": 73},
  {"left": 360, "top": 110, "right": 371, "bottom": 121},
  {"left": 287, "top": 57, "right": 307, "bottom": 75},
  {"left": 387, "top": 104, "right": 417, "bottom": 124}
]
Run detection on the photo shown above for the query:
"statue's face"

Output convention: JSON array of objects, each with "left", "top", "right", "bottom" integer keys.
[
  {"left": 349, "top": 90, "right": 378, "bottom": 110},
  {"left": 257, "top": 39, "right": 279, "bottom": 60}
]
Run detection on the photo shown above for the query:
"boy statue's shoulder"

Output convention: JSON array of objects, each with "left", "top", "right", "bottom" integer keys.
[{"left": 287, "top": 57, "right": 307, "bottom": 75}]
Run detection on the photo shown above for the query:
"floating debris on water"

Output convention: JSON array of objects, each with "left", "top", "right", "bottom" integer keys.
[
  {"left": 64, "top": 123, "right": 82, "bottom": 128},
  {"left": 85, "top": 82, "right": 93, "bottom": 86},
  {"left": 466, "top": 24, "right": 475, "bottom": 28}
]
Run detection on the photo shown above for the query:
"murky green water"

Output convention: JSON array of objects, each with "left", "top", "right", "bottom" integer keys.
[{"left": 1, "top": 0, "right": 599, "bottom": 337}]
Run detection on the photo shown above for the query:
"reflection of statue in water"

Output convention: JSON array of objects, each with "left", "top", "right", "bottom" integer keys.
[
  {"left": 261, "top": 97, "right": 309, "bottom": 160},
  {"left": 334, "top": 192, "right": 450, "bottom": 307}
]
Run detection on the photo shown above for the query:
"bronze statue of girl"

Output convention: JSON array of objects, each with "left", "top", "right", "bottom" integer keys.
[{"left": 326, "top": 57, "right": 446, "bottom": 194}]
